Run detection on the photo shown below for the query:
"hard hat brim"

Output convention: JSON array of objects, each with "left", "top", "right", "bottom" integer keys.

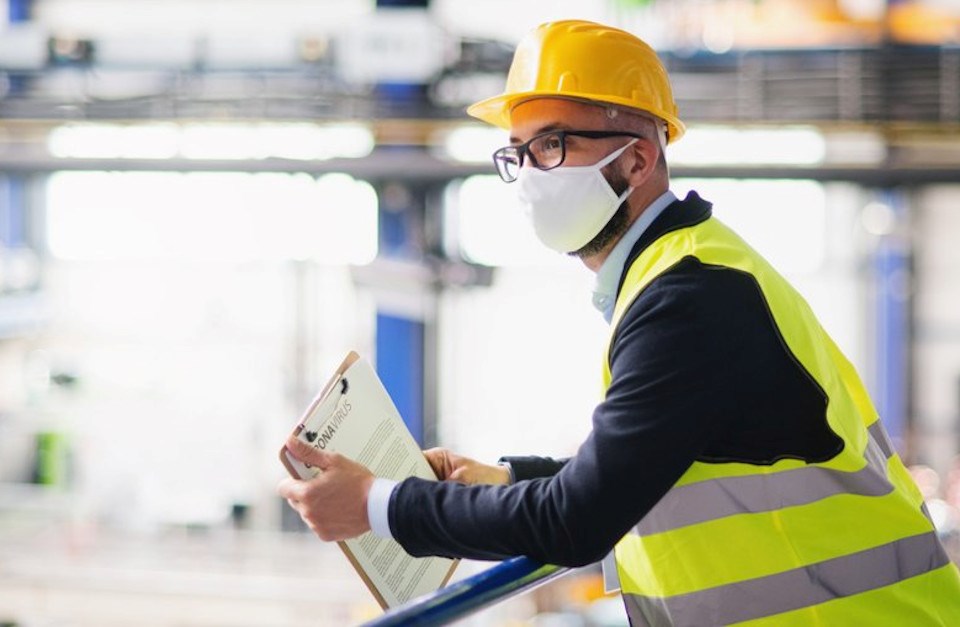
[
  {"left": 465, "top": 92, "right": 519, "bottom": 130},
  {"left": 466, "top": 90, "right": 686, "bottom": 143}
]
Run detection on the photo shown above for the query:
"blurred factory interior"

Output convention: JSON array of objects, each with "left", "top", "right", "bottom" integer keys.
[{"left": 2, "top": 0, "right": 960, "bottom": 625}]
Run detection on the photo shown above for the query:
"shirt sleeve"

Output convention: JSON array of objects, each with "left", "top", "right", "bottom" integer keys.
[
  {"left": 367, "top": 477, "right": 399, "bottom": 539},
  {"left": 387, "top": 260, "right": 755, "bottom": 566}
]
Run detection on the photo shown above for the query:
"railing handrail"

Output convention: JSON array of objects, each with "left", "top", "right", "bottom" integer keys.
[{"left": 362, "top": 557, "right": 571, "bottom": 627}]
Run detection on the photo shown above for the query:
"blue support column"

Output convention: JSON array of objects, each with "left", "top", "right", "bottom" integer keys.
[
  {"left": 9, "top": 0, "right": 33, "bottom": 22},
  {"left": 0, "top": 173, "right": 47, "bottom": 338},
  {"left": 0, "top": 175, "right": 27, "bottom": 247},
  {"left": 7, "top": 0, "right": 35, "bottom": 95},
  {"left": 370, "top": 0, "right": 433, "bottom": 447},
  {"left": 376, "top": 312, "right": 425, "bottom": 444},
  {"left": 872, "top": 191, "right": 911, "bottom": 449},
  {"left": 0, "top": 176, "right": 10, "bottom": 247},
  {"left": 373, "top": 179, "right": 431, "bottom": 446}
]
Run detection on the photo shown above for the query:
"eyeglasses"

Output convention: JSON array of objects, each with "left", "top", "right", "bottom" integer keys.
[{"left": 492, "top": 130, "right": 645, "bottom": 183}]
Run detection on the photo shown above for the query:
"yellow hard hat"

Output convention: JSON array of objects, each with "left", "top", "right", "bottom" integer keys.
[{"left": 467, "top": 20, "right": 685, "bottom": 143}]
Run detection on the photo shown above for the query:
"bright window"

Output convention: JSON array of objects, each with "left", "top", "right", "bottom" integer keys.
[
  {"left": 447, "top": 175, "right": 561, "bottom": 267},
  {"left": 675, "top": 179, "right": 827, "bottom": 276},
  {"left": 46, "top": 171, "right": 378, "bottom": 264}
]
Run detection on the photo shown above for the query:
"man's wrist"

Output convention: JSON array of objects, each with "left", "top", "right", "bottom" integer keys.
[{"left": 497, "top": 461, "right": 515, "bottom": 484}]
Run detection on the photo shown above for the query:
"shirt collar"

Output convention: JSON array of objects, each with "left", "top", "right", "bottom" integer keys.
[{"left": 592, "top": 190, "right": 677, "bottom": 323}]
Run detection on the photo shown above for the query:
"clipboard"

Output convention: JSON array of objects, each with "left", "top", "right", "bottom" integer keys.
[
  {"left": 280, "top": 351, "right": 458, "bottom": 610},
  {"left": 279, "top": 351, "right": 359, "bottom": 482}
]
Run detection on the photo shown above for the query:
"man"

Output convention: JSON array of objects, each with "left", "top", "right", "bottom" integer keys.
[{"left": 279, "top": 20, "right": 960, "bottom": 625}]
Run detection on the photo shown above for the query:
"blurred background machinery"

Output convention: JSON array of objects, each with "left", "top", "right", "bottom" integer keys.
[{"left": 2, "top": 1, "right": 960, "bottom": 625}]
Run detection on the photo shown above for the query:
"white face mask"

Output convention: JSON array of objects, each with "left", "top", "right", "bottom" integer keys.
[{"left": 517, "top": 139, "right": 637, "bottom": 253}]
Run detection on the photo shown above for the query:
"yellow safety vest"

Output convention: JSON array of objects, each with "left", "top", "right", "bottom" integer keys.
[{"left": 603, "top": 215, "right": 960, "bottom": 626}]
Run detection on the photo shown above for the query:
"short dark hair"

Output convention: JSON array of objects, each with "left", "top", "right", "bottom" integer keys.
[{"left": 602, "top": 106, "right": 668, "bottom": 171}]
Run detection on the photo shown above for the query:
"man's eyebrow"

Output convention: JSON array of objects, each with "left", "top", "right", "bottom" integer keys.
[{"left": 508, "top": 123, "right": 571, "bottom": 145}]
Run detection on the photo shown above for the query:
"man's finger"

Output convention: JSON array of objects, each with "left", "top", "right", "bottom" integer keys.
[
  {"left": 285, "top": 436, "right": 336, "bottom": 470},
  {"left": 422, "top": 448, "right": 448, "bottom": 479},
  {"left": 277, "top": 477, "right": 306, "bottom": 501},
  {"left": 448, "top": 467, "right": 470, "bottom": 484}
]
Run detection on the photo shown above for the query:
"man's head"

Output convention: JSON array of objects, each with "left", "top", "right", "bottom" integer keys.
[
  {"left": 507, "top": 97, "right": 668, "bottom": 258},
  {"left": 467, "top": 21, "right": 684, "bottom": 263}
]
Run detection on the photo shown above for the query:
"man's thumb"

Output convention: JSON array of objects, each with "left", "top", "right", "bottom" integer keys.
[
  {"left": 286, "top": 436, "right": 335, "bottom": 470},
  {"left": 422, "top": 448, "right": 449, "bottom": 480}
]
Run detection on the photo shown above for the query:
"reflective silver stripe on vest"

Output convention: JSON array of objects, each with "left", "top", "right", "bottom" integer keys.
[
  {"left": 623, "top": 530, "right": 950, "bottom": 627},
  {"left": 867, "top": 420, "right": 896, "bottom": 458},
  {"left": 633, "top": 421, "right": 896, "bottom": 537}
]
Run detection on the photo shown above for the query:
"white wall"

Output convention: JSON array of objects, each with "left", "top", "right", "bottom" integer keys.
[
  {"left": 913, "top": 185, "right": 960, "bottom": 476},
  {"left": 34, "top": 258, "right": 372, "bottom": 530},
  {"left": 438, "top": 262, "right": 606, "bottom": 464}
]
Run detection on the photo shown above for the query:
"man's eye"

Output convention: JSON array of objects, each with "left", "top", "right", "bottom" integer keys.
[{"left": 540, "top": 136, "right": 562, "bottom": 152}]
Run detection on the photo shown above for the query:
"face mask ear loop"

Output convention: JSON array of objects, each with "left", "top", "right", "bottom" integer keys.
[
  {"left": 595, "top": 137, "right": 639, "bottom": 169},
  {"left": 599, "top": 138, "right": 637, "bottom": 207},
  {"left": 657, "top": 123, "right": 668, "bottom": 152}
]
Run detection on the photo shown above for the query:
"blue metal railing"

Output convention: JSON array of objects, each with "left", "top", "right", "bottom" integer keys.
[{"left": 363, "top": 557, "right": 571, "bottom": 626}]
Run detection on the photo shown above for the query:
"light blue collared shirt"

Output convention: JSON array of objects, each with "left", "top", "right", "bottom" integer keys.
[
  {"left": 591, "top": 190, "right": 677, "bottom": 323},
  {"left": 367, "top": 190, "right": 679, "bottom": 540}
]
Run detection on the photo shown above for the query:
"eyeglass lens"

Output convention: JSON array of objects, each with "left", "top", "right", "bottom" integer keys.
[{"left": 494, "top": 131, "right": 568, "bottom": 182}]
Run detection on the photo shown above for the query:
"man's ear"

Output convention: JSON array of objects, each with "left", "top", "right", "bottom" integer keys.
[{"left": 625, "top": 138, "right": 660, "bottom": 188}]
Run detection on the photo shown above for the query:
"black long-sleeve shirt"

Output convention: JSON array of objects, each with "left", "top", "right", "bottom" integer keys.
[{"left": 388, "top": 192, "right": 840, "bottom": 567}]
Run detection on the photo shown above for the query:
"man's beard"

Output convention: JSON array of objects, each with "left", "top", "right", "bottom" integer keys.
[{"left": 569, "top": 169, "right": 631, "bottom": 259}]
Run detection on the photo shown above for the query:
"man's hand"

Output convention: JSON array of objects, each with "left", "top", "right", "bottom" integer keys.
[
  {"left": 423, "top": 448, "right": 510, "bottom": 485},
  {"left": 277, "top": 437, "right": 374, "bottom": 542}
]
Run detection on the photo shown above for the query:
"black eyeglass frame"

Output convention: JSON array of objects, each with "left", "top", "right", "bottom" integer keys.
[{"left": 492, "top": 130, "right": 645, "bottom": 183}]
